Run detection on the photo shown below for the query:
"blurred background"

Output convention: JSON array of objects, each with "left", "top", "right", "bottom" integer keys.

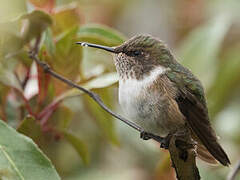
[{"left": 0, "top": 0, "right": 240, "bottom": 179}]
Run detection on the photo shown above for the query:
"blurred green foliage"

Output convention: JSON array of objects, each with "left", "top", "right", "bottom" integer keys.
[
  {"left": 0, "top": 119, "right": 60, "bottom": 180},
  {"left": 0, "top": 0, "right": 240, "bottom": 179}
]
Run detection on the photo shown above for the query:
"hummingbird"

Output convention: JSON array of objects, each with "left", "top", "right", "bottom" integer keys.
[{"left": 77, "top": 34, "right": 230, "bottom": 166}]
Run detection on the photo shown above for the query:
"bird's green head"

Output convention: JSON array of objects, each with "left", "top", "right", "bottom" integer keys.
[{"left": 77, "top": 34, "right": 175, "bottom": 79}]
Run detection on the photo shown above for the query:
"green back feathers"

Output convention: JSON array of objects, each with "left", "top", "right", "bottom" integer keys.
[{"left": 166, "top": 65, "right": 206, "bottom": 106}]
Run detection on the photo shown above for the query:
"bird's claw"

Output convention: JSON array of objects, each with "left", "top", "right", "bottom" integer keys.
[
  {"left": 160, "top": 134, "right": 172, "bottom": 149},
  {"left": 160, "top": 138, "right": 170, "bottom": 149},
  {"left": 140, "top": 131, "right": 171, "bottom": 149},
  {"left": 140, "top": 131, "right": 152, "bottom": 140}
]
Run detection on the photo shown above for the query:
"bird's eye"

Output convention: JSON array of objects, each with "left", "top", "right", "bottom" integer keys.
[
  {"left": 133, "top": 50, "right": 141, "bottom": 56},
  {"left": 125, "top": 50, "right": 142, "bottom": 56}
]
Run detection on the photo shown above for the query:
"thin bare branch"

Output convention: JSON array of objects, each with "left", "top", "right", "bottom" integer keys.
[
  {"left": 228, "top": 159, "right": 240, "bottom": 180},
  {"left": 29, "top": 51, "right": 143, "bottom": 133}
]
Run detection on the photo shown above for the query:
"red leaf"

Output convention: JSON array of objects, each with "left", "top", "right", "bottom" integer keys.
[{"left": 29, "top": 0, "right": 55, "bottom": 13}]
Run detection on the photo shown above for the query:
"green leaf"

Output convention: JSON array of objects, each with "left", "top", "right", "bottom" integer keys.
[
  {"left": 52, "top": 73, "right": 119, "bottom": 146},
  {"left": 55, "top": 72, "right": 118, "bottom": 102},
  {"left": 14, "top": 51, "right": 33, "bottom": 67},
  {"left": 62, "top": 130, "right": 89, "bottom": 165},
  {"left": 43, "top": 28, "right": 56, "bottom": 56},
  {"left": 44, "top": 27, "right": 82, "bottom": 79},
  {"left": 20, "top": 10, "right": 52, "bottom": 43},
  {"left": 0, "top": 68, "right": 21, "bottom": 90},
  {"left": 17, "top": 115, "right": 42, "bottom": 143},
  {"left": 55, "top": 27, "right": 79, "bottom": 57},
  {"left": 52, "top": 4, "right": 82, "bottom": 35},
  {"left": 49, "top": 106, "right": 73, "bottom": 130},
  {"left": 84, "top": 88, "right": 119, "bottom": 146},
  {"left": 0, "top": 21, "right": 23, "bottom": 56},
  {"left": 0, "top": 58, "right": 22, "bottom": 91},
  {"left": 0, "top": 10, "right": 52, "bottom": 57},
  {"left": 84, "top": 72, "right": 118, "bottom": 89},
  {"left": 0, "top": 120, "right": 60, "bottom": 180},
  {"left": 177, "top": 14, "right": 232, "bottom": 86},
  {"left": 77, "top": 24, "right": 126, "bottom": 46}
]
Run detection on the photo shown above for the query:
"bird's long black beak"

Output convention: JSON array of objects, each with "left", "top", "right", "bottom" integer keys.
[{"left": 76, "top": 42, "right": 116, "bottom": 53}]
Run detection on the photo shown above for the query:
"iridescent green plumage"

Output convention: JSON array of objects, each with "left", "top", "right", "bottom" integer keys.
[{"left": 166, "top": 65, "right": 206, "bottom": 105}]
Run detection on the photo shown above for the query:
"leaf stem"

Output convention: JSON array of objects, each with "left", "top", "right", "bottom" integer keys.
[{"left": 14, "top": 88, "right": 36, "bottom": 117}]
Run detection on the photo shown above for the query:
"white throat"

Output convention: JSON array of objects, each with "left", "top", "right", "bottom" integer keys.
[
  {"left": 119, "top": 65, "right": 168, "bottom": 87},
  {"left": 118, "top": 66, "right": 168, "bottom": 107}
]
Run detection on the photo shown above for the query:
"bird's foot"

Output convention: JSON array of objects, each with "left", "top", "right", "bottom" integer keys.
[
  {"left": 140, "top": 131, "right": 152, "bottom": 140},
  {"left": 160, "top": 134, "right": 172, "bottom": 149},
  {"left": 140, "top": 131, "right": 171, "bottom": 149}
]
